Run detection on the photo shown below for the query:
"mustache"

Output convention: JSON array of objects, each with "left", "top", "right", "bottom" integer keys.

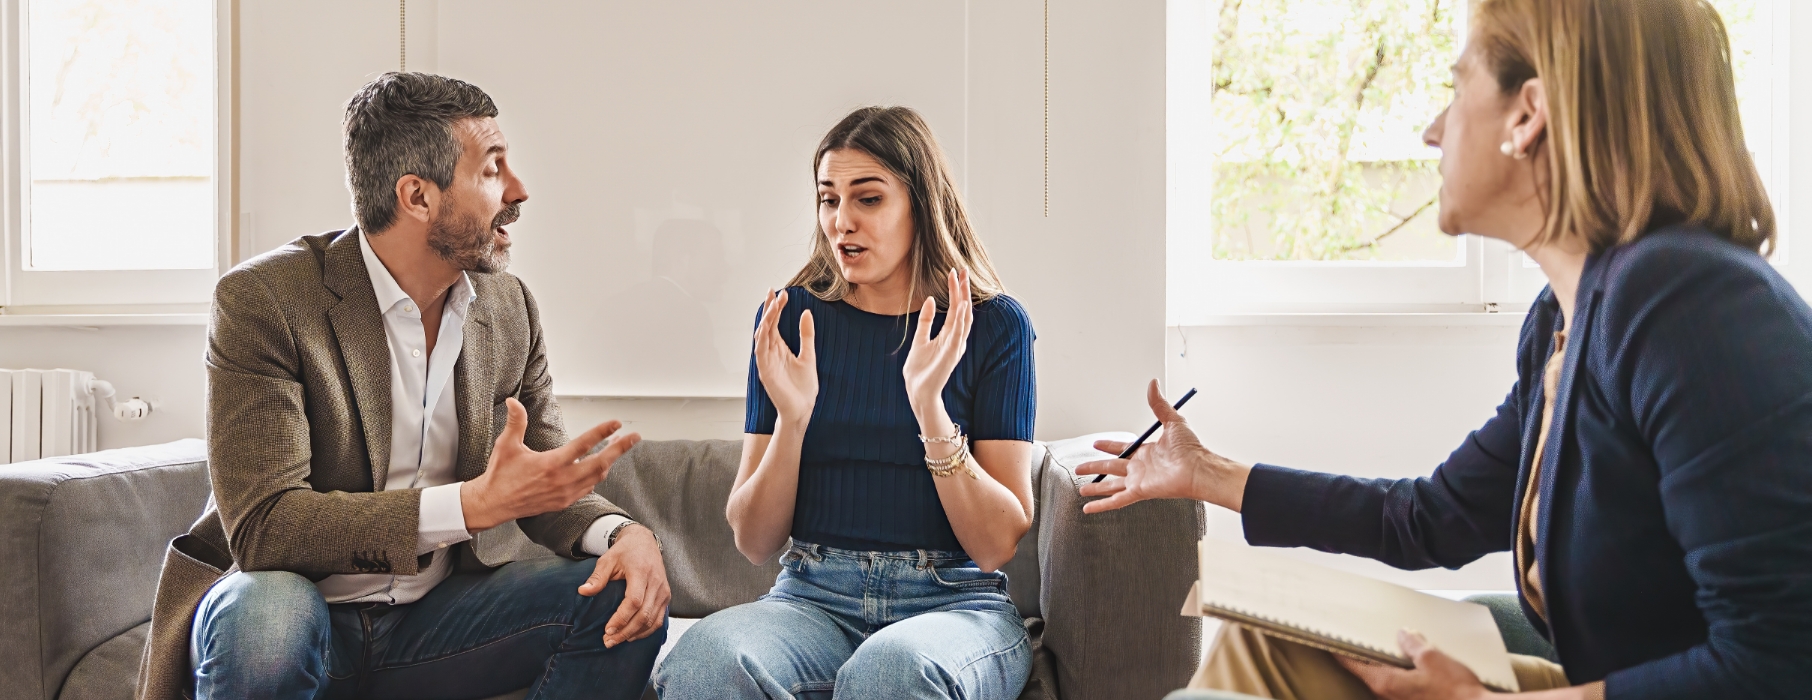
[{"left": 491, "top": 202, "right": 521, "bottom": 229}]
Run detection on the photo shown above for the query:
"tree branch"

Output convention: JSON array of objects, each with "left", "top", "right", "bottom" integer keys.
[{"left": 1331, "top": 192, "right": 1440, "bottom": 254}]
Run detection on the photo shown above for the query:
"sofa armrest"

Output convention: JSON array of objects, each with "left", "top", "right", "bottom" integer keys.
[
  {"left": 0, "top": 440, "right": 210, "bottom": 700},
  {"left": 1037, "top": 434, "right": 1205, "bottom": 700}
]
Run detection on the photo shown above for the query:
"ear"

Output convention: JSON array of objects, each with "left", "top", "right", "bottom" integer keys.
[
  {"left": 393, "top": 174, "right": 440, "bottom": 227},
  {"left": 1509, "top": 77, "right": 1548, "bottom": 156}
]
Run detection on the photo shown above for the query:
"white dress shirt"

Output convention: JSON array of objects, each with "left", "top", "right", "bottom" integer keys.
[{"left": 314, "top": 233, "right": 626, "bottom": 605}]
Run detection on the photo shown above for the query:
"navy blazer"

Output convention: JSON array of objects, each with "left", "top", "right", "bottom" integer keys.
[{"left": 1240, "top": 225, "right": 1812, "bottom": 699}]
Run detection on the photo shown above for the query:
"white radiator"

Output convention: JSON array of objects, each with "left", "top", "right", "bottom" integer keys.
[{"left": 1, "top": 369, "right": 100, "bottom": 464}]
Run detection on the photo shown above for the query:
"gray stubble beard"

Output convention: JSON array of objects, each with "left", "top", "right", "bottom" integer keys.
[{"left": 429, "top": 199, "right": 517, "bottom": 273}]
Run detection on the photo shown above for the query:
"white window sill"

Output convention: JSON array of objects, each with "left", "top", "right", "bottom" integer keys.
[
  {"left": 1181, "top": 312, "right": 1530, "bottom": 327},
  {"left": 0, "top": 304, "right": 209, "bottom": 327}
]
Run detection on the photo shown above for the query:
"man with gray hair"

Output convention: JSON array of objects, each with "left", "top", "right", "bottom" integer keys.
[{"left": 136, "top": 72, "right": 668, "bottom": 700}]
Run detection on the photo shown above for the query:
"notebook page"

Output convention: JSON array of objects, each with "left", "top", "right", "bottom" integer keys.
[{"left": 1198, "top": 539, "right": 1520, "bottom": 692}]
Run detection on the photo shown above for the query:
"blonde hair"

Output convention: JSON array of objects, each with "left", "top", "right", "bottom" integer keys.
[
  {"left": 788, "top": 106, "right": 1006, "bottom": 310},
  {"left": 1476, "top": 0, "right": 1774, "bottom": 253}
]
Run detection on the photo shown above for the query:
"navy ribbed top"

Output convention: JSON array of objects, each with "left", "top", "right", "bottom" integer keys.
[{"left": 745, "top": 287, "right": 1037, "bottom": 552}]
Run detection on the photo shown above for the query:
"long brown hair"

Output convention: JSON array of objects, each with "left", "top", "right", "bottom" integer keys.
[
  {"left": 787, "top": 106, "right": 1007, "bottom": 310},
  {"left": 1476, "top": 0, "right": 1774, "bottom": 254}
]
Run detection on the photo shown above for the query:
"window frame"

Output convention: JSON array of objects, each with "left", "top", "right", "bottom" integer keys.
[
  {"left": 1167, "top": 0, "right": 1804, "bottom": 323},
  {"left": 0, "top": 0, "right": 233, "bottom": 311}
]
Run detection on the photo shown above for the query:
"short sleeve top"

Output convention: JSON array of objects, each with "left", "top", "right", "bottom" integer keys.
[{"left": 745, "top": 287, "right": 1037, "bottom": 552}]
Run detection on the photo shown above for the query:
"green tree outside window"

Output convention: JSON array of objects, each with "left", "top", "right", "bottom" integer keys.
[{"left": 1211, "top": 0, "right": 1764, "bottom": 262}]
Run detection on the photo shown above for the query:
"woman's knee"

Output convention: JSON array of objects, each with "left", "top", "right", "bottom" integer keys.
[
  {"left": 194, "top": 571, "right": 330, "bottom": 661},
  {"left": 837, "top": 634, "right": 950, "bottom": 693},
  {"left": 655, "top": 613, "right": 760, "bottom": 682},
  {"left": 655, "top": 603, "right": 842, "bottom": 696},
  {"left": 837, "top": 616, "right": 1030, "bottom": 699}
]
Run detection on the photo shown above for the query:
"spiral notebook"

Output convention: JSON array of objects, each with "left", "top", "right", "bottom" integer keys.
[{"left": 1190, "top": 539, "right": 1521, "bottom": 693}]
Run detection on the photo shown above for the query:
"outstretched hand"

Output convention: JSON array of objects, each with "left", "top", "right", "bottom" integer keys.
[
  {"left": 1074, "top": 380, "right": 1250, "bottom": 513},
  {"left": 902, "top": 268, "right": 973, "bottom": 413},
  {"left": 461, "top": 398, "right": 641, "bottom": 533},
  {"left": 754, "top": 289, "right": 818, "bottom": 425}
]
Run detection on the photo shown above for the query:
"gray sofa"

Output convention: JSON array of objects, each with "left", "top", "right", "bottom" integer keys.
[{"left": 1, "top": 434, "right": 1203, "bottom": 700}]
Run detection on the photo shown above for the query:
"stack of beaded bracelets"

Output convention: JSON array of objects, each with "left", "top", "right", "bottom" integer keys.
[{"left": 920, "top": 425, "right": 978, "bottom": 479}]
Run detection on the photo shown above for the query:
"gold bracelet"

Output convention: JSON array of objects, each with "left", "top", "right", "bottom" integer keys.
[
  {"left": 926, "top": 442, "right": 979, "bottom": 479},
  {"left": 924, "top": 431, "right": 968, "bottom": 468}
]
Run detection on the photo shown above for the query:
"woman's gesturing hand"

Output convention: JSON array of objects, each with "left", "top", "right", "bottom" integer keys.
[
  {"left": 903, "top": 268, "right": 974, "bottom": 414},
  {"left": 754, "top": 289, "right": 818, "bottom": 425},
  {"left": 1075, "top": 380, "right": 1252, "bottom": 513}
]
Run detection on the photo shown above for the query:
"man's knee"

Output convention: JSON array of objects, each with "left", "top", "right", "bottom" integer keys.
[
  {"left": 524, "top": 560, "right": 666, "bottom": 655},
  {"left": 194, "top": 571, "right": 330, "bottom": 665}
]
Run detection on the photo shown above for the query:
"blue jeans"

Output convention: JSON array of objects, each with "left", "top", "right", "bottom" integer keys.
[
  {"left": 189, "top": 556, "right": 665, "bottom": 700},
  {"left": 654, "top": 541, "right": 1031, "bottom": 700}
]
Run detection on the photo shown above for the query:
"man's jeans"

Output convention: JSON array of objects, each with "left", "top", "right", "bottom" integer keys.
[
  {"left": 189, "top": 556, "right": 666, "bottom": 700},
  {"left": 654, "top": 541, "right": 1031, "bottom": 700}
]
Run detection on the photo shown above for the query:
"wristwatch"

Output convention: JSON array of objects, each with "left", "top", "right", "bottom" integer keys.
[
  {"left": 605, "top": 519, "right": 639, "bottom": 548},
  {"left": 606, "top": 519, "right": 661, "bottom": 550}
]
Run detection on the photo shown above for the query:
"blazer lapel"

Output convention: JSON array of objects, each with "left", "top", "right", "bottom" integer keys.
[
  {"left": 1516, "top": 291, "right": 1561, "bottom": 486},
  {"left": 454, "top": 298, "right": 496, "bottom": 483},
  {"left": 323, "top": 227, "right": 394, "bottom": 490},
  {"left": 1531, "top": 251, "right": 1608, "bottom": 605}
]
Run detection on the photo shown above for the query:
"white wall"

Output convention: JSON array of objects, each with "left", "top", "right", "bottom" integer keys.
[
  {"left": 232, "top": 0, "right": 1168, "bottom": 441},
  {"left": 1166, "top": 321, "right": 1524, "bottom": 590},
  {"left": 8, "top": 0, "right": 1168, "bottom": 447}
]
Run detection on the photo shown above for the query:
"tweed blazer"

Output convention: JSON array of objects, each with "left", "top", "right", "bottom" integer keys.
[{"left": 136, "top": 228, "right": 628, "bottom": 700}]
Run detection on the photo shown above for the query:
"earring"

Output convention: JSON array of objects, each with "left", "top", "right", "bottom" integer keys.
[{"left": 1500, "top": 140, "right": 1527, "bottom": 160}]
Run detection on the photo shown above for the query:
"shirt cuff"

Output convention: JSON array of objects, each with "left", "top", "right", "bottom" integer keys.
[
  {"left": 580, "top": 515, "right": 633, "bottom": 556},
  {"left": 417, "top": 482, "right": 474, "bottom": 555}
]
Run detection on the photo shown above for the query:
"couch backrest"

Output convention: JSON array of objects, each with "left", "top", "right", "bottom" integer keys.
[
  {"left": 599, "top": 439, "right": 1046, "bottom": 619},
  {"left": 0, "top": 439, "right": 211, "bottom": 700}
]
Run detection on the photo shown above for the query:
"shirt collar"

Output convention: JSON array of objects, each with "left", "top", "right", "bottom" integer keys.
[{"left": 359, "top": 230, "right": 478, "bottom": 318}]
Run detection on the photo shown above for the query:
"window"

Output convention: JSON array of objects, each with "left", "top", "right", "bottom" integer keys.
[
  {"left": 1168, "top": 0, "right": 1796, "bottom": 320},
  {"left": 2, "top": 0, "right": 228, "bottom": 309}
]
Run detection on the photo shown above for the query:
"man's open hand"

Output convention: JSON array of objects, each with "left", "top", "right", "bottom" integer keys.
[
  {"left": 579, "top": 524, "right": 670, "bottom": 648},
  {"left": 461, "top": 398, "right": 641, "bottom": 533}
]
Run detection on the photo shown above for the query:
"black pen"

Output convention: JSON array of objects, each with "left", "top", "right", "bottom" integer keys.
[{"left": 1092, "top": 388, "right": 1198, "bottom": 483}]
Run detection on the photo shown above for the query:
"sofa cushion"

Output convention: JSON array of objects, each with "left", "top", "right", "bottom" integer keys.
[
  {"left": 0, "top": 439, "right": 210, "bottom": 700},
  {"left": 57, "top": 624, "right": 146, "bottom": 700},
  {"left": 596, "top": 440, "right": 782, "bottom": 617}
]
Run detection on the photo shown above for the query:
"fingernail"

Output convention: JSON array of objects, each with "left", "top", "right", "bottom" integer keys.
[{"left": 607, "top": 627, "right": 617, "bottom": 635}]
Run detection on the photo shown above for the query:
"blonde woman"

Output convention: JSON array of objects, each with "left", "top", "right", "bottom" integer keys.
[
  {"left": 1083, "top": 1, "right": 1811, "bottom": 699},
  {"left": 654, "top": 106, "right": 1037, "bottom": 699}
]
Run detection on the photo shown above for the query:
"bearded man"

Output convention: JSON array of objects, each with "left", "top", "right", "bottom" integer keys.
[{"left": 136, "top": 73, "right": 669, "bottom": 700}]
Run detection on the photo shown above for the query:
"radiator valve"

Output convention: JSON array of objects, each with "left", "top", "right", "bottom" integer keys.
[{"left": 86, "top": 378, "right": 154, "bottom": 421}]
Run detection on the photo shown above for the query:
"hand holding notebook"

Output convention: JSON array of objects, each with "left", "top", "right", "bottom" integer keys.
[{"left": 1187, "top": 539, "right": 1521, "bottom": 693}]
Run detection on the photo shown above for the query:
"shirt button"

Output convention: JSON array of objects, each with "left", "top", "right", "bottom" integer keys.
[
  {"left": 405, "top": 304, "right": 415, "bottom": 312},
  {"left": 412, "top": 349, "right": 422, "bottom": 358},
  {"left": 438, "top": 542, "right": 448, "bottom": 549}
]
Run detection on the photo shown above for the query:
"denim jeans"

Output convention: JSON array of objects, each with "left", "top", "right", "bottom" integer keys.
[
  {"left": 654, "top": 541, "right": 1031, "bottom": 700},
  {"left": 189, "top": 556, "right": 665, "bottom": 700}
]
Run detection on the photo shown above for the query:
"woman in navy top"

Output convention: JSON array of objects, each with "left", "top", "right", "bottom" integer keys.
[
  {"left": 655, "top": 107, "right": 1038, "bottom": 700},
  {"left": 1080, "top": 1, "right": 1811, "bottom": 699}
]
